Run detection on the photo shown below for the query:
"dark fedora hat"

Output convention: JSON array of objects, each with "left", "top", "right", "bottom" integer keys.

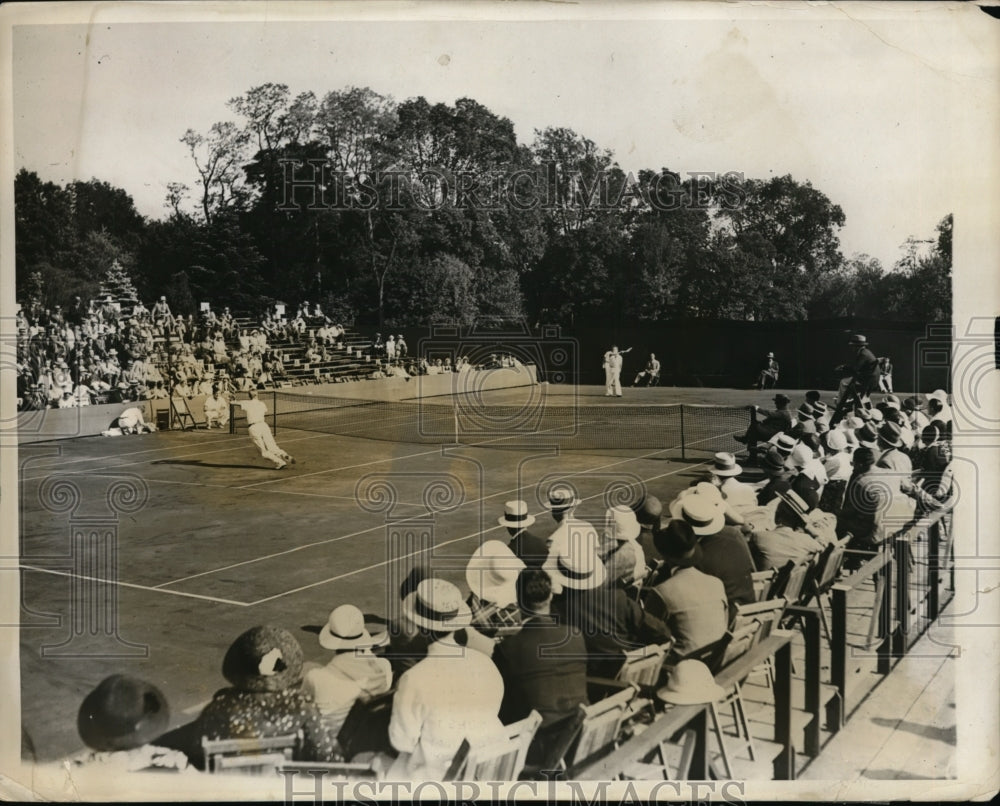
[
  {"left": 653, "top": 519, "right": 702, "bottom": 568},
  {"left": 77, "top": 675, "right": 170, "bottom": 752}
]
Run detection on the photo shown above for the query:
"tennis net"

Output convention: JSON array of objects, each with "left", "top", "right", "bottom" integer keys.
[{"left": 229, "top": 390, "right": 751, "bottom": 457}]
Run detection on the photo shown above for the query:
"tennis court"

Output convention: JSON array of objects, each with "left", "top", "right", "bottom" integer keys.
[{"left": 18, "top": 382, "right": 826, "bottom": 761}]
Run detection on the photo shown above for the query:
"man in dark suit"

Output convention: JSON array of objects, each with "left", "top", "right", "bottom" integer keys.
[
  {"left": 493, "top": 568, "right": 589, "bottom": 728},
  {"left": 736, "top": 393, "right": 793, "bottom": 453},
  {"left": 832, "top": 334, "right": 881, "bottom": 424}
]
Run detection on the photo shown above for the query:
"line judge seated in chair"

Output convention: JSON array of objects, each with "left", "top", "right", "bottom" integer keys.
[{"left": 631, "top": 353, "right": 661, "bottom": 387}]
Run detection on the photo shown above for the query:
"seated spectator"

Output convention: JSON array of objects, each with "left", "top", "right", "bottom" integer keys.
[
  {"left": 302, "top": 605, "right": 392, "bottom": 739},
  {"left": 203, "top": 386, "right": 230, "bottom": 429},
  {"left": 633, "top": 494, "right": 663, "bottom": 565},
  {"left": 735, "top": 393, "right": 792, "bottom": 453},
  {"left": 750, "top": 490, "right": 825, "bottom": 571},
  {"left": 149, "top": 380, "right": 168, "bottom": 400},
  {"left": 58, "top": 390, "right": 76, "bottom": 409},
  {"left": 72, "top": 380, "right": 94, "bottom": 407},
  {"left": 383, "top": 566, "right": 433, "bottom": 682},
  {"left": 706, "top": 452, "right": 758, "bottom": 514},
  {"left": 788, "top": 442, "right": 828, "bottom": 500},
  {"left": 465, "top": 540, "right": 525, "bottom": 646},
  {"left": 549, "top": 549, "right": 670, "bottom": 679},
  {"left": 493, "top": 567, "right": 589, "bottom": 728},
  {"left": 754, "top": 446, "right": 794, "bottom": 505},
  {"left": 388, "top": 578, "right": 506, "bottom": 780},
  {"left": 600, "top": 504, "right": 646, "bottom": 586},
  {"left": 677, "top": 492, "right": 757, "bottom": 617},
  {"left": 647, "top": 520, "right": 728, "bottom": 657},
  {"left": 836, "top": 447, "right": 889, "bottom": 552},
  {"left": 875, "top": 421, "right": 912, "bottom": 474},
  {"left": 189, "top": 625, "right": 339, "bottom": 768},
  {"left": 70, "top": 675, "right": 190, "bottom": 772},
  {"left": 542, "top": 486, "right": 601, "bottom": 561},
  {"left": 500, "top": 500, "right": 549, "bottom": 568},
  {"left": 396, "top": 335, "right": 408, "bottom": 358}
]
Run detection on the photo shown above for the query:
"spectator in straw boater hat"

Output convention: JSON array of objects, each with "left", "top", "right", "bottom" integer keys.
[
  {"left": 678, "top": 492, "right": 757, "bottom": 617},
  {"left": 854, "top": 422, "right": 879, "bottom": 450},
  {"left": 647, "top": 520, "right": 728, "bottom": 657},
  {"left": 790, "top": 403, "right": 818, "bottom": 440},
  {"left": 388, "top": 578, "right": 506, "bottom": 781},
  {"left": 71, "top": 675, "right": 190, "bottom": 772},
  {"left": 465, "top": 540, "right": 525, "bottom": 643},
  {"left": 754, "top": 446, "right": 795, "bottom": 505},
  {"left": 189, "top": 625, "right": 339, "bottom": 768},
  {"left": 748, "top": 489, "right": 825, "bottom": 571},
  {"left": 500, "top": 500, "right": 548, "bottom": 568},
  {"left": 549, "top": 547, "right": 669, "bottom": 679},
  {"left": 543, "top": 485, "right": 601, "bottom": 561},
  {"left": 303, "top": 605, "right": 392, "bottom": 738},
  {"left": 707, "top": 452, "right": 758, "bottom": 513},
  {"left": 600, "top": 504, "right": 647, "bottom": 586}
]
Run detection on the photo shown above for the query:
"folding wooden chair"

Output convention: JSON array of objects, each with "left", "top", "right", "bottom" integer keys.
[
  {"left": 620, "top": 728, "right": 698, "bottom": 781},
  {"left": 202, "top": 731, "right": 299, "bottom": 775},
  {"left": 751, "top": 569, "right": 777, "bottom": 602},
  {"left": 715, "top": 598, "right": 788, "bottom": 769},
  {"left": 445, "top": 711, "right": 543, "bottom": 781},
  {"left": 276, "top": 759, "right": 380, "bottom": 780},
  {"left": 564, "top": 685, "right": 639, "bottom": 772},
  {"left": 802, "top": 537, "right": 851, "bottom": 643}
]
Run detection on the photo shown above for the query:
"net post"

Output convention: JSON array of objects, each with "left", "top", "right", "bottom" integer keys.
[
  {"left": 453, "top": 399, "right": 460, "bottom": 445},
  {"left": 679, "top": 404, "right": 686, "bottom": 461}
]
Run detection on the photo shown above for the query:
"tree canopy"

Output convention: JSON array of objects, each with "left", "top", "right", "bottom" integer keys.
[{"left": 15, "top": 84, "right": 952, "bottom": 327}]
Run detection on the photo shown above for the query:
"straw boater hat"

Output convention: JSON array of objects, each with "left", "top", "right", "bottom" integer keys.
[
  {"left": 775, "top": 489, "right": 812, "bottom": 523},
  {"left": 812, "top": 401, "right": 829, "bottom": 418},
  {"left": 77, "top": 675, "right": 170, "bottom": 752},
  {"left": 657, "top": 660, "right": 726, "bottom": 705},
  {"left": 796, "top": 404, "right": 816, "bottom": 421},
  {"left": 789, "top": 443, "right": 814, "bottom": 470},
  {"left": 773, "top": 433, "right": 799, "bottom": 456},
  {"left": 869, "top": 408, "right": 885, "bottom": 424},
  {"left": 772, "top": 393, "right": 790, "bottom": 406},
  {"left": 708, "top": 452, "right": 742, "bottom": 477},
  {"left": 679, "top": 494, "right": 725, "bottom": 537},
  {"left": 222, "top": 625, "right": 304, "bottom": 693},
  {"left": 544, "top": 550, "right": 606, "bottom": 591},
  {"left": 604, "top": 504, "right": 641, "bottom": 542},
  {"left": 544, "top": 486, "right": 581, "bottom": 511},
  {"left": 877, "top": 421, "right": 904, "bottom": 448},
  {"left": 497, "top": 500, "right": 536, "bottom": 529},
  {"left": 825, "top": 430, "right": 848, "bottom": 452},
  {"left": 401, "top": 578, "right": 472, "bottom": 632},
  {"left": 465, "top": 540, "right": 525, "bottom": 607},
  {"left": 319, "top": 604, "right": 389, "bottom": 651},
  {"left": 883, "top": 395, "right": 902, "bottom": 411},
  {"left": 761, "top": 446, "right": 787, "bottom": 472},
  {"left": 849, "top": 334, "right": 868, "bottom": 345}
]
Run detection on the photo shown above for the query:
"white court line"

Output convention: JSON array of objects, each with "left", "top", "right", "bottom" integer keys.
[
  {"left": 247, "top": 458, "right": 711, "bottom": 605},
  {"left": 19, "top": 433, "right": 239, "bottom": 470},
  {"left": 154, "top": 435, "right": 671, "bottom": 591},
  {"left": 19, "top": 564, "right": 251, "bottom": 607}
]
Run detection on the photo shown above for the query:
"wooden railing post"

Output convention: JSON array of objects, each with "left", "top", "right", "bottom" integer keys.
[
  {"left": 772, "top": 638, "right": 795, "bottom": 780},
  {"left": 928, "top": 520, "right": 941, "bottom": 622},
  {"left": 830, "top": 585, "right": 848, "bottom": 727},
  {"left": 787, "top": 605, "right": 823, "bottom": 755},
  {"left": 878, "top": 554, "right": 893, "bottom": 675},
  {"left": 893, "top": 534, "right": 910, "bottom": 659}
]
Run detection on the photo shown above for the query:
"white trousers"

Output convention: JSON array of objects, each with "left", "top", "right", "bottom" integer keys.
[
  {"left": 248, "top": 422, "right": 288, "bottom": 466},
  {"left": 605, "top": 368, "right": 622, "bottom": 395}
]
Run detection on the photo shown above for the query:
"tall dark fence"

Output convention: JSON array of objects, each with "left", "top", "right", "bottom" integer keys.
[
  {"left": 357, "top": 318, "right": 951, "bottom": 395},
  {"left": 555, "top": 318, "right": 951, "bottom": 393}
]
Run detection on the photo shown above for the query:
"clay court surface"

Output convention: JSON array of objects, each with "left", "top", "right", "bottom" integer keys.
[{"left": 20, "top": 382, "right": 874, "bottom": 760}]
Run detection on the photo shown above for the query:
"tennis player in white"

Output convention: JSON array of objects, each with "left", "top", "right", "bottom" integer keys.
[{"left": 235, "top": 389, "right": 295, "bottom": 469}]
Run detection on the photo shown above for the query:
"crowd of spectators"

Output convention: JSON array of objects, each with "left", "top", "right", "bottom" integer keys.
[
  {"left": 66, "top": 380, "right": 954, "bottom": 779},
  {"left": 16, "top": 289, "right": 529, "bottom": 412}
]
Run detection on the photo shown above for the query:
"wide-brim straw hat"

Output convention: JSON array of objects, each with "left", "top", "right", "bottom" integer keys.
[
  {"left": 497, "top": 499, "right": 536, "bottom": 529},
  {"left": 465, "top": 540, "right": 525, "bottom": 607},
  {"left": 679, "top": 494, "right": 726, "bottom": 536},
  {"left": 657, "top": 660, "right": 726, "bottom": 705},
  {"left": 401, "top": 578, "right": 473, "bottom": 631},
  {"left": 605, "top": 504, "right": 641, "bottom": 541},
  {"left": 544, "top": 550, "right": 606, "bottom": 591},
  {"left": 319, "top": 604, "right": 389, "bottom": 651},
  {"left": 708, "top": 452, "right": 742, "bottom": 477}
]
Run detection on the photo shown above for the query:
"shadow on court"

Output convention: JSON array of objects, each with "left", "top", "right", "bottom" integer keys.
[{"left": 150, "top": 458, "right": 271, "bottom": 470}]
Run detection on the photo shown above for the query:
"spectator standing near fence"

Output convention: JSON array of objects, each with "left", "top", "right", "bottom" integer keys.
[
  {"left": 234, "top": 389, "right": 295, "bottom": 470},
  {"left": 603, "top": 345, "right": 632, "bottom": 397}
]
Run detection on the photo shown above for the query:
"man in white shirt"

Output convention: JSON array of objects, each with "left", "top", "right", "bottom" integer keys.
[
  {"left": 234, "top": 389, "right": 295, "bottom": 469},
  {"left": 203, "top": 386, "right": 230, "bottom": 430},
  {"left": 388, "top": 579, "right": 506, "bottom": 780},
  {"left": 602, "top": 345, "right": 632, "bottom": 397},
  {"left": 543, "top": 487, "right": 601, "bottom": 561}
]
